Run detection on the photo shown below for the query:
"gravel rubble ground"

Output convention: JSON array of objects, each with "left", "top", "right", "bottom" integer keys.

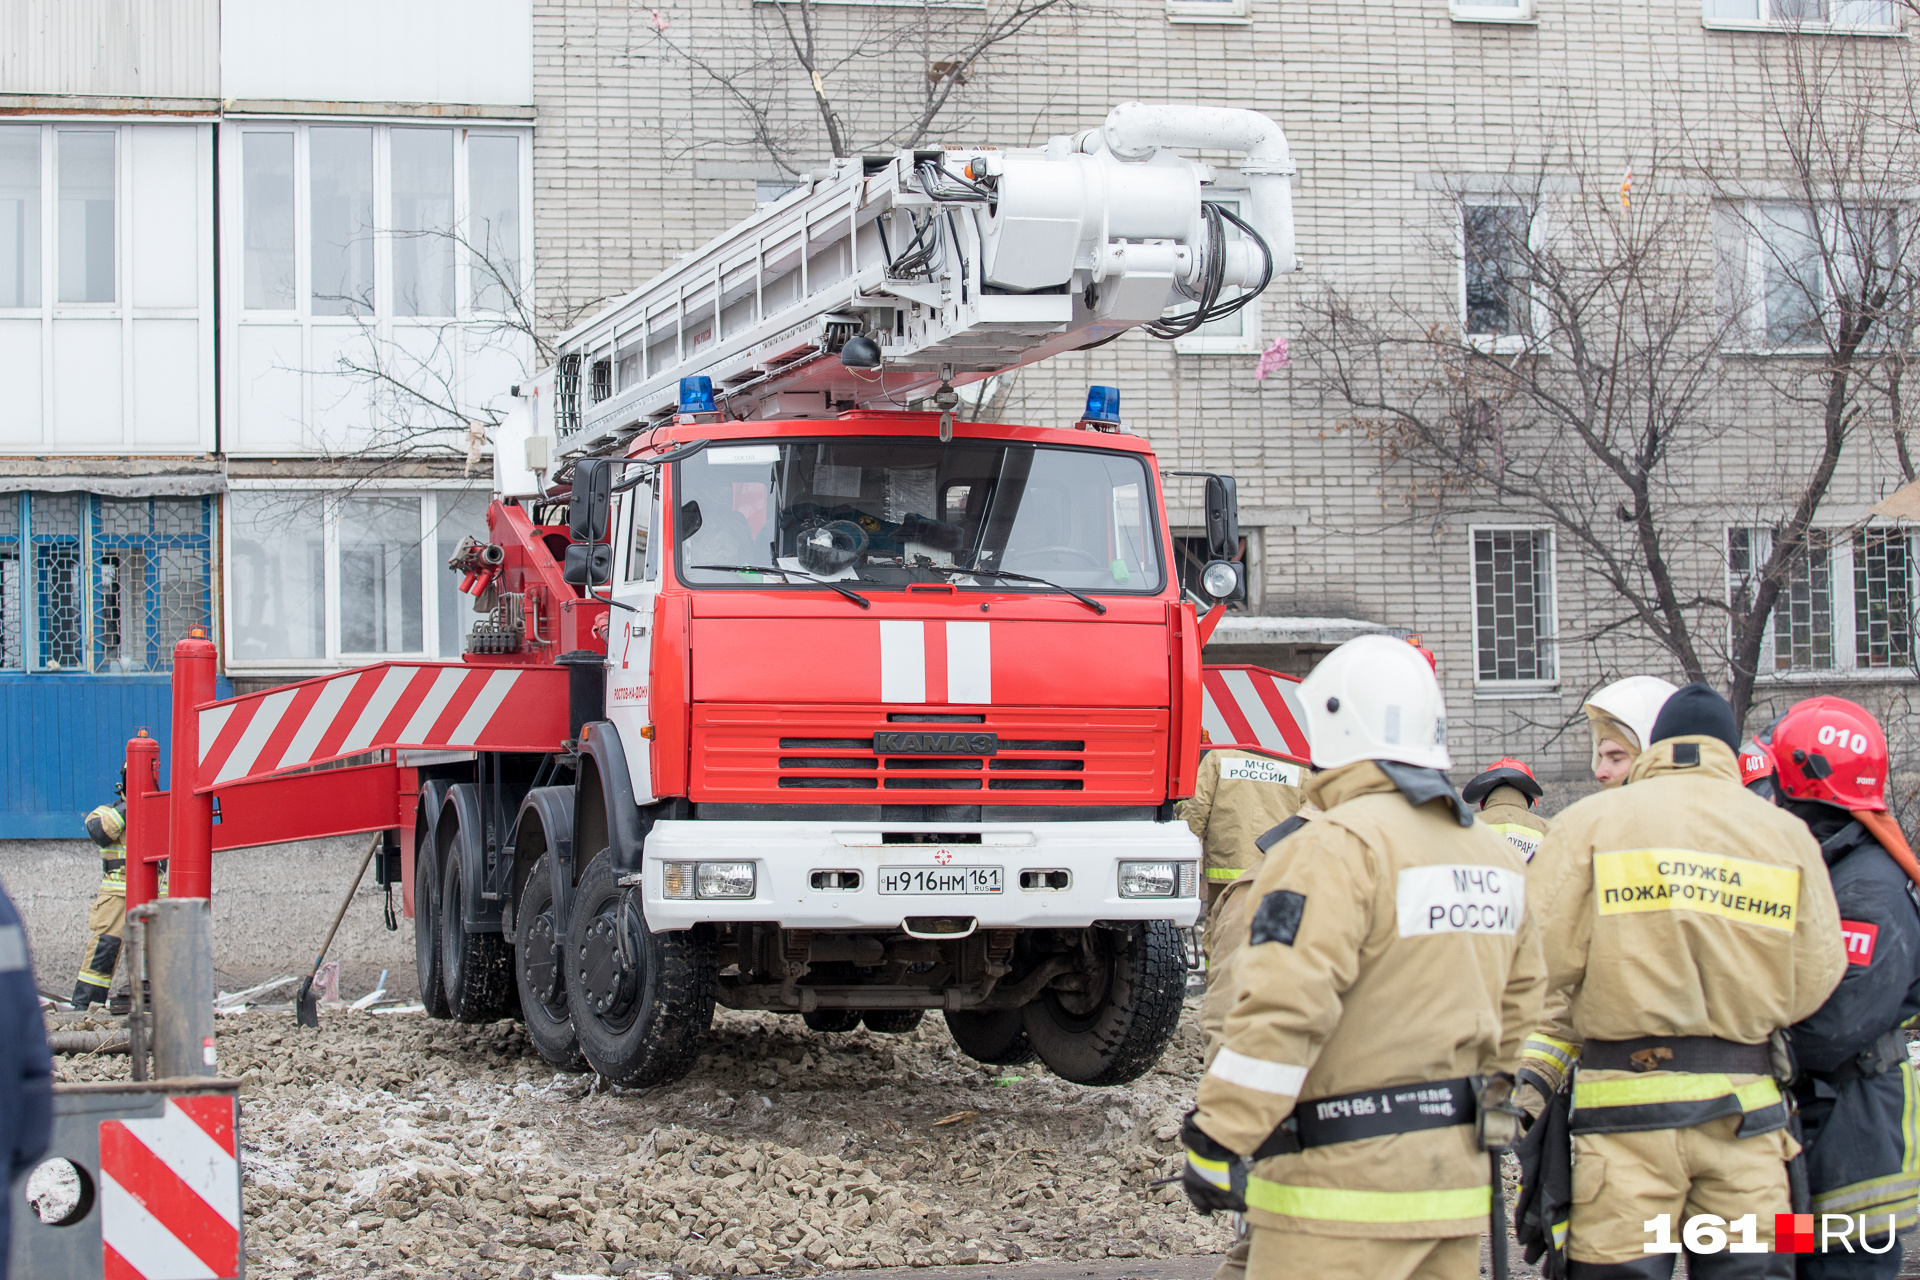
[{"left": 50, "top": 999, "right": 1235, "bottom": 1280}]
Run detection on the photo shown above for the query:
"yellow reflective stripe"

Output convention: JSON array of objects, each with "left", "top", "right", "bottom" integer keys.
[
  {"left": 1551, "top": 1219, "right": 1569, "bottom": 1249},
  {"left": 1573, "top": 1072, "right": 1779, "bottom": 1112},
  {"left": 1246, "top": 1178, "right": 1490, "bottom": 1224},
  {"left": 76, "top": 967, "right": 114, "bottom": 985},
  {"left": 1733, "top": 1078, "right": 1782, "bottom": 1111},
  {"left": 1811, "top": 1171, "right": 1920, "bottom": 1213},
  {"left": 1521, "top": 1034, "right": 1576, "bottom": 1070},
  {"left": 1206, "top": 867, "right": 1247, "bottom": 881},
  {"left": 1487, "top": 823, "right": 1540, "bottom": 837},
  {"left": 1187, "top": 1153, "right": 1232, "bottom": 1189}
]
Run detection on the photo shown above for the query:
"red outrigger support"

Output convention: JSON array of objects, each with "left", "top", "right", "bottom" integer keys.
[{"left": 124, "top": 629, "right": 569, "bottom": 914}]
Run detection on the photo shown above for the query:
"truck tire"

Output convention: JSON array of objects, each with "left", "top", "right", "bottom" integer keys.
[
  {"left": 802, "top": 1009, "right": 862, "bottom": 1033},
  {"left": 515, "top": 851, "right": 588, "bottom": 1072},
  {"left": 1021, "top": 922, "right": 1184, "bottom": 1086},
  {"left": 566, "top": 855, "right": 717, "bottom": 1087},
  {"left": 861, "top": 1009, "right": 925, "bottom": 1034},
  {"left": 414, "top": 834, "right": 451, "bottom": 1020},
  {"left": 943, "top": 1007, "right": 1037, "bottom": 1066},
  {"left": 438, "top": 803, "right": 514, "bottom": 1024}
]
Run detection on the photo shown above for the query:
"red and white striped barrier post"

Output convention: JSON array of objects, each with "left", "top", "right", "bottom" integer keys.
[
  {"left": 167, "top": 629, "right": 218, "bottom": 901},
  {"left": 124, "top": 731, "right": 165, "bottom": 913},
  {"left": 99, "top": 1093, "right": 242, "bottom": 1279}
]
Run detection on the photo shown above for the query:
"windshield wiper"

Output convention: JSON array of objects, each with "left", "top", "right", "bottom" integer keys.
[
  {"left": 692, "top": 564, "right": 872, "bottom": 609},
  {"left": 925, "top": 564, "right": 1107, "bottom": 615}
]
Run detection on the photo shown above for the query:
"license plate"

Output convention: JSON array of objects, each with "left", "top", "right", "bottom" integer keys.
[{"left": 878, "top": 866, "right": 1004, "bottom": 896}]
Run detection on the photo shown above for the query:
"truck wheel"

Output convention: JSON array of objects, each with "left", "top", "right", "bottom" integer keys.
[
  {"left": 414, "top": 834, "right": 450, "bottom": 1020},
  {"left": 566, "top": 855, "right": 717, "bottom": 1087},
  {"left": 515, "top": 852, "right": 587, "bottom": 1072},
  {"left": 943, "top": 1007, "right": 1037, "bottom": 1066},
  {"left": 802, "top": 1009, "right": 862, "bottom": 1033},
  {"left": 861, "top": 1009, "right": 925, "bottom": 1034},
  {"left": 439, "top": 809, "right": 514, "bottom": 1023},
  {"left": 1021, "top": 922, "right": 1185, "bottom": 1086}
]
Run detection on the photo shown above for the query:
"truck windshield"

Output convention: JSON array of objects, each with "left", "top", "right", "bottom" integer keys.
[{"left": 674, "top": 438, "right": 1163, "bottom": 594}]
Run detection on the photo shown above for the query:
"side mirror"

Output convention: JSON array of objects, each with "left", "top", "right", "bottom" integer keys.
[
  {"left": 1205, "top": 475, "right": 1239, "bottom": 563},
  {"left": 678, "top": 499, "right": 704, "bottom": 540},
  {"left": 562, "top": 542, "right": 613, "bottom": 586},
  {"left": 568, "top": 458, "right": 613, "bottom": 545}
]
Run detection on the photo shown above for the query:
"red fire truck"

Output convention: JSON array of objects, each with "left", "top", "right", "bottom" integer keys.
[{"left": 124, "top": 102, "right": 1309, "bottom": 1090}]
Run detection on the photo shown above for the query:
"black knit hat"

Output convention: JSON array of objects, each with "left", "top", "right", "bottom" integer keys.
[{"left": 1647, "top": 682, "right": 1739, "bottom": 754}]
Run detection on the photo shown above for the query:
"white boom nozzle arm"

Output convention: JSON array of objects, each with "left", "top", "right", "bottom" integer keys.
[{"left": 1096, "top": 102, "right": 1299, "bottom": 275}]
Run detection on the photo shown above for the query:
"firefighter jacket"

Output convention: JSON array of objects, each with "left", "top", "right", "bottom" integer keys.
[
  {"left": 1527, "top": 736, "right": 1846, "bottom": 1138},
  {"left": 85, "top": 802, "right": 127, "bottom": 891},
  {"left": 1477, "top": 785, "right": 1548, "bottom": 863},
  {"left": 1182, "top": 747, "right": 1307, "bottom": 891},
  {"left": 1788, "top": 814, "right": 1920, "bottom": 1229},
  {"left": 1191, "top": 759, "right": 1547, "bottom": 1240}
]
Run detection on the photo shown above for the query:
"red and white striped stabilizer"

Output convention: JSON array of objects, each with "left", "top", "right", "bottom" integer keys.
[
  {"left": 195, "top": 661, "right": 568, "bottom": 791},
  {"left": 1201, "top": 664, "right": 1311, "bottom": 761},
  {"left": 100, "top": 1095, "right": 241, "bottom": 1280}
]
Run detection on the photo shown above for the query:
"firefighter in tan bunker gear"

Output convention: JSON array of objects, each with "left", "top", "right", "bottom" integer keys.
[
  {"left": 1183, "top": 636, "right": 1547, "bottom": 1280},
  {"left": 1463, "top": 758, "right": 1549, "bottom": 862},
  {"left": 1184, "top": 744, "right": 1309, "bottom": 910},
  {"left": 72, "top": 796, "right": 128, "bottom": 1010},
  {"left": 1526, "top": 683, "right": 1846, "bottom": 1278}
]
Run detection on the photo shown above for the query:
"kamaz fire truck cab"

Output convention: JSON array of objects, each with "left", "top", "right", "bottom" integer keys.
[{"left": 410, "top": 102, "right": 1300, "bottom": 1089}]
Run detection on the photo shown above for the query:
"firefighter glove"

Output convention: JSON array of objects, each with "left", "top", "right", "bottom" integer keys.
[{"left": 1180, "top": 1110, "right": 1247, "bottom": 1215}]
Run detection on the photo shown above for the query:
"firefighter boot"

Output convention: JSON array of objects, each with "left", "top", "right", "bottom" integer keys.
[
  {"left": 71, "top": 979, "right": 108, "bottom": 1010},
  {"left": 1246, "top": 1228, "right": 1479, "bottom": 1280}
]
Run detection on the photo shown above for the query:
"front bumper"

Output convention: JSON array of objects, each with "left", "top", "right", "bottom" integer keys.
[{"left": 635, "top": 819, "right": 1202, "bottom": 931}]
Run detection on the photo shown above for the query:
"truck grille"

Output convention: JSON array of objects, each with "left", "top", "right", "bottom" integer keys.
[{"left": 692, "top": 705, "right": 1165, "bottom": 805}]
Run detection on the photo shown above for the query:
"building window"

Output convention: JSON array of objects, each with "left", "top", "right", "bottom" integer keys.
[
  {"left": 1172, "top": 197, "right": 1264, "bottom": 355},
  {"left": 0, "top": 493, "right": 212, "bottom": 674},
  {"left": 1471, "top": 527, "right": 1557, "bottom": 685},
  {"left": 1173, "top": 532, "right": 1253, "bottom": 610},
  {"left": 1703, "top": 0, "right": 1900, "bottom": 32},
  {"left": 0, "top": 127, "right": 41, "bottom": 308},
  {"left": 1463, "top": 202, "right": 1532, "bottom": 348},
  {"left": 57, "top": 130, "right": 115, "bottom": 304},
  {"left": 1854, "top": 530, "right": 1911, "bottom": 668},
  {"left": 1451, "top": 0, "right": 1536, "bottom": 22},
  {"left": 1729, "top": 526, "right": 1913, "bottom": 675},
  {"left": 226, "top": 486, "right": 488, "bottom": 668},
  {"left": 234, "top": 123, "right": 527, "bottom": 320},
  {"left": 1716, "top": 201, "right": 1900, "bottom": 350}
]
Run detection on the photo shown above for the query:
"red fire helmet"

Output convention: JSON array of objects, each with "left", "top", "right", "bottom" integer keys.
[
  {"left": 1768, "top": 696, "right": 1889, "bottom": 813},
  {"left": 1738, "top": 737, "right": 1774, "bottom": 788}
]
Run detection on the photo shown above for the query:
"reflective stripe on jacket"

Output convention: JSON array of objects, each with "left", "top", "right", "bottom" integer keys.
[{"left": 1182, "top": 748, "right": 1307, "bottom": 886}]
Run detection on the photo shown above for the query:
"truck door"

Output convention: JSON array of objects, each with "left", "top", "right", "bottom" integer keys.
[{"left": 606, "top": 475, "right": 660, "bottom": 803}]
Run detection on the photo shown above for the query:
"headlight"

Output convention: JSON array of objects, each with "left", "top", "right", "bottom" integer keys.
[
  {"left": 695, "top": 861, "right": 757, "bottom": 899},
  {"left": 662, "top": 862, "right": 757, "bottom": 900},
  {"left": 1201, "top": 560, "right": 1239, "bottom": 600},
  {"left": 1118, "top": 861, "right": 1178, "bottom": 898}
]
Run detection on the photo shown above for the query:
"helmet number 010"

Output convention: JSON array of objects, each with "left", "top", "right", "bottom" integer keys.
[{"left": 1817, "top": 724, "right": 1870, "bottom": 754}]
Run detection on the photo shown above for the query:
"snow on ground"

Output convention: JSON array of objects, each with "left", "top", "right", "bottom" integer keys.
[{"left": 52, "top": 1000, "right": 1233, "bottom": 1280}]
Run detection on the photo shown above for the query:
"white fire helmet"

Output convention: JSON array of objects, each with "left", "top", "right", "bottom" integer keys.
[
  {"left": 1299, "top": 635, "right": 1451, "bottom": 772},
  {"left": 1582, "top": 676, "right": 1677, "bottom": 756}
]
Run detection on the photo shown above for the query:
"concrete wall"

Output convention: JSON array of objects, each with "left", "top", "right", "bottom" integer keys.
[
  {"left": 528, "top": 0, "right": 1920, "bottom": 787},
  {"left": 1, "top": 836, "right": 416, "bottom": 1003}
]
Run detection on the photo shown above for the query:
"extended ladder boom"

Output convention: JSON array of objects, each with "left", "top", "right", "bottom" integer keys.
[{"left": 537, "top": 102, "right": 1297, "bottom": 458}]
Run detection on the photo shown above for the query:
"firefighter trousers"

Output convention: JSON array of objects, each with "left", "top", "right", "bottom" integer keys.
[
  {"left": 74, "top": 883, "right": 125, "bottom": 1005},
  {"left": 1200, "top": 876, "right": 1257, "bottom": 1062},
  {"left": 1246, "top": 1227, "right": 1479, "bottom": 1280},
  {"left": 1567, "top": 1115, "right": 1795, "bottom": 1279},
  {"left": 1210, "top": 1220, "right": 1249, "bottom": 1280}
]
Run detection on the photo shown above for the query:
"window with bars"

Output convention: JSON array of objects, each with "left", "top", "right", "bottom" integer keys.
[
  {"left": 1472, "top": 528, "right": 1557, "bottom": 684},
  {"left": 1728, "top": 526, "right": 1913, "bottom": 675},
  {"left": 0, "top": 493, "right": 212, "bottom": 673},
  {"left": 1856, "top": 531, "right": 1911, "bottom": 668}
]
